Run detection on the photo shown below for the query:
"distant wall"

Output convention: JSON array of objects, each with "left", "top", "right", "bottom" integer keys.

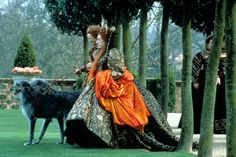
[
  {"left": 0, "top": 78, "right": 182, "bottom": 112},
  {"left": 0, "top": 78, "right": 17, "bottom": 109}
]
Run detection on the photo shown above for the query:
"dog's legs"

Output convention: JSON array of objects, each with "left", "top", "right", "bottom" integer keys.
[
  {"left": 34, "top": 118, "right": 52, "bottom": 144},
  {"left": 57, "top": 116, "right": 64, "bottom": 144},
  {"left": 25, "top": 118, "right": 36, "bottom": 146}
]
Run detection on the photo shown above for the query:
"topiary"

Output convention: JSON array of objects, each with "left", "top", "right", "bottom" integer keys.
[{"left": 14, "top": 32, "right": 36, "bottom": 67}]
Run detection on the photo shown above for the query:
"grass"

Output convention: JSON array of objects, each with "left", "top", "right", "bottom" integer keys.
[{"left": 0, "top": 109, "right": 196, "bottom": 157}]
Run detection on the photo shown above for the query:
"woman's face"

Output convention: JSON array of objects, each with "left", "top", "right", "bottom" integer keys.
[
  {"left": 87, "top": 33, "right": 96, "bottom": 44},
  {"left": 96, "top": 35, "right": 106, "bottom": 49}
]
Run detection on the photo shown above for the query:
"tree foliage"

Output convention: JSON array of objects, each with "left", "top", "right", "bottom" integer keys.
[
  {"left": 158, "top": 0, "right": 216, "bottom": 35},
  {"left": 45, "top": 0, "right": 103, "bottom": 64},
  {"left": 14, "top": 32, "right": 36, "bottom": 67},
  {"left": 45, "top": 0, "right": 101, "bottom": 35},
  {"left": 0, "top": 0, "right": 206, "bottom": 80}
]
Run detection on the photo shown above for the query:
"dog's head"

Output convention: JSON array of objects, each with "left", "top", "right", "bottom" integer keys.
[
  {"left": 11, "top": 80, "right": 33, "bottom": 100},
  {"left": 30, "top": 79, "right": 52, "bottom": 95}
]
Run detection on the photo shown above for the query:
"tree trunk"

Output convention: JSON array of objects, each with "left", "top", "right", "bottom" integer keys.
[
  {"left": 82, "top": 30, "right": 88, "bottom": 65},
  {"left": 138, "top": 4, "right": 148, "bottom": 87},
  {"left": 114, "top": 5, "right": 121, "bottom": 49},
  {"left": 198, "top": 0, "right": 226, "bottom": 156},
  {"left": 159, "top": 1, "right": 170, "bottom": 116},
  {"left": 121, "top": 10, "right": 132, "bottom": 71},
  {"left": 225, "top": 0, "right": 236, "bottom": 156},
  {"left": 177, "top": 0, "right": 193, "bottom": 152}
]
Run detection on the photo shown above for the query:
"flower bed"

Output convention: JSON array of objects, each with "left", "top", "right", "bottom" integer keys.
[{"left": 11, "top": 66, "right": 42, "bottom": 75}]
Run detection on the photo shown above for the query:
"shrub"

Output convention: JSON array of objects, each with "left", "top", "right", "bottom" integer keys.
[
  {"left": 146, "top": 70, "right": 176, "bottom": 112},
  {"left": 14, "top": 32, "right": 36, "bottom": 67},
  {"left": 75, "top": 73, "right": 87, "bottom": 90}
]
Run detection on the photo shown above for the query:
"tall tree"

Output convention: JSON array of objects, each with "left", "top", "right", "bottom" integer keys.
[
  {"left": 114, "top": 3, "right": 121, "bottom": 49},
  {"left": 225, "top": 0, "right": 236, "bottom": 156},
  {"left": 138, "top": 2, "right": 148, "bottom": 87},
  {"left": 198, "top": 0, "right": 226, "bottom": 156},
  {"left": 159, "top": 1, "right": 170, "bottom": 116},
  {"left": 14, "top": 32, "right": 36, "bottom": 67},
  {"left": 136, "top": 0, "right": 155, "bottom": 86},
  {"left": 120, "top": 0, "right": 139, "bottom": 71},
  {"left": 177, "top": 0, "right": 193, "bottom": 152}
]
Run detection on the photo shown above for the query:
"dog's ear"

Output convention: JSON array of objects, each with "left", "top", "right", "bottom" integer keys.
[
  {"left": 23, "top": 81, "right": 33, "bottom": 92},
  {"left": 22, "top": 81, "right": 30, "bottom": 87},
  {"left": 36, "top": 80, "right": 52, "bottom": 95},
  {"left": 27, "top": 83, "right": 37, "bottom": 97}
]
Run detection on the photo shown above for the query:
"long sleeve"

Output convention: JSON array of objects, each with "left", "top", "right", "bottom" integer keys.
[
  {"left": 192, "top": 52, "right": 204, "bottom": 83},
  {"left": 95, "top": 70, "right": 124, "bottom": 98},
  {"left": 88, "top": 47, "right": 106, "bottom": 81}
]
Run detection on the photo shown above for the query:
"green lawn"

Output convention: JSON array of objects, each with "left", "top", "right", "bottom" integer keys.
[{"left": 0, "top": 109, "right": 196, "bottom": 157}]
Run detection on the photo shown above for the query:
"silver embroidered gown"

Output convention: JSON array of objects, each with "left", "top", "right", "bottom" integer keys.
[
  {"left": 65, "top": 47, "right": 179, "bottom": 151},
  {"left": 65, "top": 78, "right": 179, "bottom": 151}
]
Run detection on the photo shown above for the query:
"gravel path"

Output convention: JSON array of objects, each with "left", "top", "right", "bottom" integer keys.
[{"left": 168, "top": 113, "right": 226, "bottom": 157}]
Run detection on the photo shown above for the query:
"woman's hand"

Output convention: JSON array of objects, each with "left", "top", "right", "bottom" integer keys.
[
  {"left": 86, "top": 62, "right": 92, "bottom": 71},
  {"left": 216, "top": 77, "right": 221, "bottom": 85},
  {"left": 74, "top": 68, "right": 82, "bottom": 75},
  {"left": 111, "top": 71, "right": 123, "bottom": 80},
  {"left": 193, "top": 82, "right": 200, "bottom": 89},
  {"left": 74, "top": 63, "right": 93, "bottom": 75}
]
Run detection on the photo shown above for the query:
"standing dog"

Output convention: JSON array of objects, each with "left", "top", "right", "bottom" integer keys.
[{"left": 11, "top": 79, "right": 80, "bottom": 145}]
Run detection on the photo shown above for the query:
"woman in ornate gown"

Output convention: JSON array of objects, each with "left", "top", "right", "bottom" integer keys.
[
  {"left": 65, "top": 26, "right": 179, "bottom": 151},
  {"left": 74, "top": 25, "right": 101, "bottom": 88}
]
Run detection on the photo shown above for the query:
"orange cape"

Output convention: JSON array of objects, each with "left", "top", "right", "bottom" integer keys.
[{"left": 95, "top": 70, "right": 150, "bottom": 131}]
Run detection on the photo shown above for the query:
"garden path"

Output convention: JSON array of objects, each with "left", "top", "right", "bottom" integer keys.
[{"left": 168, "top": 113, "right": 226, "bottom": 157}]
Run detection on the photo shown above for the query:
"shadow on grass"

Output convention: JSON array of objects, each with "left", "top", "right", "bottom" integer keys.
[{"left": 0, "top": 109, "right": 196, "bottom": 157}]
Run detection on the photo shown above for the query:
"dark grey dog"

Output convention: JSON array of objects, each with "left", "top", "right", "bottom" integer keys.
[{"left": 11, "top": 79, "right": 80, "bottom": 145}]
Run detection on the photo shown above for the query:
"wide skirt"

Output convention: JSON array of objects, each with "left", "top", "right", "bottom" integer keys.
[{"left": 65, "top": 81, "right": 178, "bottom": 151}]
